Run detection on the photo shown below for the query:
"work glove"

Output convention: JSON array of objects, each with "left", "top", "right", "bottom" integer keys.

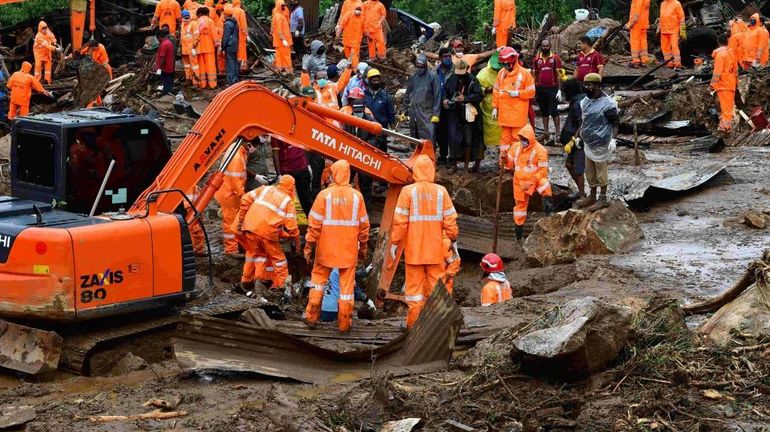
[
  {"left": 191, "top": 48, "right": 197, "bottom": 56},
  {"left": 491, "top": 108, "right": 498, "bottom": 120},
  {"left": 451, "top": 241, "right": 459, "bottom": 261},
  {"left": 491, "top": 27, "right": 496, "bottom": 35},
  {"left": 507, "top": 90, "right": 520, "bottom": 98},
  {"left": 337, "top": 59, "right": 350, "bottom": 70},
  {"left": 255, "top": 174, "right": 269, "bottom": 185},
  {"left": 56, "top": 45, "right": 63, "bottom": 53},
  {"left": 430, "top": 115, "right": 440, "bottom": 123},
  {"left": 556, "top": 90, "right": 563, "bottom": 102},
  {"left": 387, "top": 243, "right": 398, "bottom": 269},
  {"left": 366, "top": 299, "right": 376, "bottom": 310},
  {"left": 46, "top": 91, "right": 54, "bottom": 98},
  {"left": 564, "top": 137, "right": 575, "bottom": 154},
  {"left": 294, "top": 30, "right": 300, "bottom": 37},
  {"left": 155, "top": 69, "right": 162, "bottom": 76},
  {"left": 282, "top": 39, "right": 289, "bottom": 47},
  {"left": 752, "top": 60, "right": 760, "bottom": 68},
  {"left": 609, "top": 138, "right": 617, "bottom": 152},
  {"left": 304, "top": 242, "right": 315, "bottom": 264},
  {"left": 679, "top": 25, "right": 687, "bottom": 40}
]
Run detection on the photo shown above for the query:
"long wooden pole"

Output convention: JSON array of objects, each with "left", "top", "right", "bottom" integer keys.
[{"left": 492, "top": 171, "right": 504, "bottom": 253}]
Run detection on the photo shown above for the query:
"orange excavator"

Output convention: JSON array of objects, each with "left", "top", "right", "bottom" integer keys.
[
  {"left": 0, "top": 81, "right": 432, "bottom": 375},
  {"left": 0, "top": 0, "right": 96, "bottom": 51}
]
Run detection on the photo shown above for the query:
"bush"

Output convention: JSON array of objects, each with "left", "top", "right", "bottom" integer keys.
[{"left": 0, "top": 0, "right": 68, "bottom": 28}]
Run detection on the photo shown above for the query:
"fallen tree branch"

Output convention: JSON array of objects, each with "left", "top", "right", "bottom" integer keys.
[{"left": 88, "top": 410, "right": 187, "bottom": 422}]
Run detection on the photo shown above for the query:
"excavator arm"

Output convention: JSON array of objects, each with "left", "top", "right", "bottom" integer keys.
[{"left": 129, "top": 81, "right": 434, "bottom": 297}]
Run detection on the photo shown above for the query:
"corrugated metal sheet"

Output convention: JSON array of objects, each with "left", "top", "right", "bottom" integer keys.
[
  {"left": 300, "top": 0, "right": 320, "bottom": 33},
  {"left": 174, "top": 285, "right": 463, "bottom": 383},
  {"left": 623, "top": 161, "right": 729, "bottom": 206}
]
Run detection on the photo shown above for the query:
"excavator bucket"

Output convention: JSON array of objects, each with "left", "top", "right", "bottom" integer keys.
[{"left": 0, "top": 320, "right": 62, "bottom": 374}]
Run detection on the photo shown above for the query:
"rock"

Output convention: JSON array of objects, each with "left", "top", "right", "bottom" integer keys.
[
  {"left": 511, "top": 297, "right": 632, "bottom": 380},
  {"left": 700, "top": 283, "right": 770, "bottom": 346},
  {"left": 0, "top": 405, "right": 35, "bottom": 429},
  {"left": 108, "top": 352, "right": 148, "bottom": 376},
  {"left": 558, "top": 18, "right": 621, "bottom": 53},
  {"left": 522, "top": 201, "right": 643, "bottom": 267},
  {"left": 743, "top": 210, "right": 766, "bottom": 229}
]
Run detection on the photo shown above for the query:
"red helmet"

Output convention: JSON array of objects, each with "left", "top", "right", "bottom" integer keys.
[
  {"left": 480, "top": 253, "right": 504, "bottom": 273},
  {"left": 498, "top": 46, "right": 519, "bottom": 64},
  {"left": 348, "top": 87, "right": 365, "bottom": 100}
]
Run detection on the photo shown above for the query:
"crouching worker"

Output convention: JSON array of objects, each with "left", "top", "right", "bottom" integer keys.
[
  {"left": 236, "top": 175, "right": 300, "bottom": 292},
  {"left": 321, "top": 268, "right": 376, "bottom": 322},
  {"left": 480, "top": 253, "right": 512, "bottom": 307}
]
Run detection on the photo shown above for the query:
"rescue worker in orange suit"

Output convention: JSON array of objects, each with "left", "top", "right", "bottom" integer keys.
[
  {"left": 236, "top": 175, "right": 300, "bottom": 292},
  {"left": 33, "top": 21, "right": 59, "bottom": 85},
  {"left": 743, "top": 13, "right": 768, "bottom": 68},
  {"left": 232, "top": 0, "right": 249, "bottom": 69},
  {"left": 214, "top": 142, "right": 248, "bottom": 254},
  {"left": 491, "top": 47, "right": 535, "bottom": 163},
  {"left": 183, "top": 0, "right": 200, "bottom": 15},
  {"left": 505, "top": 124, "right": 552, "bottom": 241},
  {"left": 441, "top": 236, "right": 460, "bottom": 294},
  {"left": 7, "top": 61, "right": 52, "bottom": 120},
  {"left": 181, "top": 10, "right": 200, "bottom": 85},
  {"left": 492, "top": 0, "right": 516, "bottom": 48},
  {"left": 336, "top": 5, "right": 365, "bottom": 68},
  {"left": 728, "top": 18, "right": 748, "bottom": 60},
  {"left": 362, "top": 0, "right": 387, "bottom": 61},
  {"left": 152, "top": 0, "right": 182, "bottom": 35},
  {"left": 479, "top": 253, "right": 512, "bottom": 307},
  {"left": 657, "top": 0, "right": 685, "bottom": 69},
  {"left": 214, "top": 4, "right": 226, "bottom": 73},
  {"left": 313, "top": 64, "right": 352, "bottom": 111},
  {"left": 338, "top": 0, "right": 363, "bottom": 26},
  {"left": 272, "top": 1, "right": 293, "bottom": 73},
  {"left": 710, "top": 33, "right": 738, "bottom": 134},
  {"left": 758, "top": 16, "right": 770, "bottom": 67},
  {"left": 194, "top": 7, "right": 218, "bottom": 88},
  {"left": 304, "top": 160, "right": 370, "bottom": 333},
  {"left": 185, "top": 185, "right": 206, "bottom": 256},
  {"left": 390, "top": 155, "right": 459, "bottom": 329},
  {"left": 625, "top": 0, "right": 650, "bottom": 67},
  {"left": 75, "top": 39, "right": 112, "bottom": 106}
]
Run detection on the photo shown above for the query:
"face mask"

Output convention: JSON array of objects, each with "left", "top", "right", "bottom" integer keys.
[
  {"left": 455, "top": 52, "right": 464, "bottom": 58},
  {"left": 504, "top": 63, "right": 515, "bottom": 71},
  {"left": 750, "top": 19, "right": 757, "bottom": 26},
  {"left": 317, "top": 79, "right": 328, "bottom": 88},
  {"left": 441, "top": 58, "right": 452, "bottom": 67},
  {"left": 370, "top": 82, "right": 381, "bottom": 90},
  {"left": 317, "top": 46, "right": 326, "bottom": 55},
  {"left": 416, "top": 66, "right": 427, "bottom": 75},
  {"left": 355, "top": 10, "right": 361, "bottom": 15}
]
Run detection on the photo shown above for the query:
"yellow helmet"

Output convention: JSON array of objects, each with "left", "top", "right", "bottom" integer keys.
[{"left": 366, "top": 68, "right": 381, "bottom": 79}]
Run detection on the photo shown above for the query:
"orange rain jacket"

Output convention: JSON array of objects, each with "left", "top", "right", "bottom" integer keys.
[
  {"left": 505, "top": 124, "right": 550, "bottom": 197},
  {"left": 729, "top": 19, "right": 748, "bottom": 56},
  {"left": 183, "top": 0, "right": 201, "bottom": 14},
  {"left": 338, "top": 11, "right": 365, "bottom": 49},
  {"left": 306, "top": 160, "right": 370, "bottom": 269},
  {"left": 7, "top": 62, "right": 46, "bottom": 106},
  {"left": 154, "top": 0, "right": 182, "bottom": 34},
  {"left": 493, "top": 0, "right": 516, "bottom": 30},
  {"left": 627, "top": 0, "right": 650, "bottom": 29},
  {"left": 33, "top": 21, "right": 56, "bottom": 62},
  {"left": 272, "top": 9, "right": 291, "bottom": 48},
  {"left": 338, "top": 0, "right": 363, "bottom": 25},
  {"left": 492, "top": 63, "right": 535, "bottom": 128},
  {"left": 362, "top": 0, "right": 386, "bottom": 36},
  {"left": 232, "top": 0, "right": 249, "bottom": 61},
  {"left": 659, "top": 0, "right": 684, "bottom": 34},
  {"left": 710, "top": 46, "right": 737, "bottom": 92},
  {"left": 480, "top": 278, "right": 512, "bottom": 306},
  {"left": 392, "top": 155, "right": 459, "bottom": 265},
  {"left": 196, "top": 15, "right": 216, "bottom": 53},
  {"left": 214, "top": 145, "right": 248, "bottom": 201},
  {"left": 239, "top": 176, "right": 300, "bottom": 241},
  {"left": 743, "top": 14, "right": 767, "bottom": 64},
  {"left": 181, "top": 18, "right": 200, "bottom": 55},
  {"left": 81, "top": 43, "right": 112, "bottom": 78}
]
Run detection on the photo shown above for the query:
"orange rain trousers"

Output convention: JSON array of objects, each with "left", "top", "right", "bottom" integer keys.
[
  {"left": 630, "top": 27, "right": 649, "bottom": 64},
  {"left": 660, "top": 33, "right": 681, "bottom": 67},
  {"left": 305, "top": 264, "right": 356, "bottom": 332},
  {"left": 405, "top": 263, "right": 444, "bottom": 328},
  {"left": 717, "top": 91, "right": 734, "bottom": 132},
  {"left": 367, "top": 30, "right": 386, "bottom": 59},
  {"left": 242, "top": 232, "right": 288, "bottom": 286},
  {"left": 197, "top": 52, "right": 217, "bottom": 88}
]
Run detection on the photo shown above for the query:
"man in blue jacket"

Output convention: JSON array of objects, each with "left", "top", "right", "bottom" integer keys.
[
  {"left": 222, "top": 5, "right": 240, "bottom": 85},
  {"left": 321, "top": 268, "right": 376, "bottom": 322}
]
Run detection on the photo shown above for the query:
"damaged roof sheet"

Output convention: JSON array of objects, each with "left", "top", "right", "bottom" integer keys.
[{"left": 622, "top": 160, "right": 730, "bottom": 206}]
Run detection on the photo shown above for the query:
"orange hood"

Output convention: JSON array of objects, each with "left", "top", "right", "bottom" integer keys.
[
  {"left": 233, "top": 0, "right": 241, "bottom": 6},
  {"left": 517, "top": 124, "right": 538, "bottom": 147},
  {"left": 330, "top": 160, "right": 350, "bottom": 186},
  {"left": 277, "top": 174, "right": 296, "bottom": 197},
  {"left": 413, "top": 155, "right": 435, "bottom": 183},
  {"left": 21, "top": 61, "right": 32, "bottom": 73},
  {"left": 224, "top": 4, "right": 233, "bottom": 15},
  {"left": 750, "top": 13, "right": 761, "bottom": 27},
  {"left": 38, "top": 21, "right": 48, "bottom": 32}
]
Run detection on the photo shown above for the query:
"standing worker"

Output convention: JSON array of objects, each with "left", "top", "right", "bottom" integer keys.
[
  {"left": 710, "top": 34, "right": 738, "bottom": 134},
  {"left": 154, "top": 28, "right": 175, "bottom": 94},
  {"left": 574, "top": 36, "right": 605, "bottom": 81},
  {"left": 289, "top": 0, "right": 305, "bottom": 59},
  {"left": 728, "top": 18, "right": 747, "bottom": 60},
  {"left": 338, "top": 0, "right": 362, "bottom": 26},
  {"left": 504, "top": 124, "right": 552, "bottom": 241},
  {"left": 33, "top": 21, "right": 59, "bottom": 85},
  {"left": 743, "top": 13, "right": 767, "bottom": 68},
  {"left": 272, "top": 1, "right": 293, "bottom": 73},
  {"left": 491, "top": 47, "right": 535, "bottom": 163},
  {"left": 575, "top": 73, "right": 619, "bottom": 210},
  {"left": 625, "top": 0, "right": 650, "bottom": 67},
  {"left": 236, "top": 175, "right": 300, "bottom": 292},
  {"left": 232, "top": 0, "right": 249, "bottom": 69},
  {"left": 404, "top": 54, "right": 441, "bottom": 141},
  {"left": 533, "top": 38, "right": 562, "bottom": 143},
  {"left": 476, "top": 52, "right": 502, "bottom": 152},
  {"left": 390, "top": 155, "right": 458, "bottom": 329},
  {"left": 303, "top": 160, "right": 370, "bottom": 333},
  {"left": 443, "top": 60, "right": 484, "bottom": 172},
  {"left": 6, "top": 61, "right": 52, "bottom": 120},
  {"left": 152, "top": 0, "right": 182, "bottom": 35},
  {"left": 363, "top": 68, "right": 395, "bottom": 152},
  {"left": 336, "top": 4, "right": 365, "bottom": 68},
  {"left": 560, "top": 77, "right": 587, "bottom": 200},
  {"left": 195, "top": 7, "right": 218, "bottom": 88},
  {"left": 183, "top": 0, "right": 200, "bottom": 15},
  {"left": 221, "top": 4, "right": 240, "bottom": 85},
  {"left": 362, "top": 0, "right": 387, "bottom": 61},
  {"left": 214, "top": 142, "right": 249, "bottom": 255},
  {"left": 657, "top": 0, "right": 685, "bottom": 69},
  {"left": 492, "top": 0, "right": 516, "bottom": 48},
  {"left": 181, "top": 10, "right": 200, "bottom": 86}
]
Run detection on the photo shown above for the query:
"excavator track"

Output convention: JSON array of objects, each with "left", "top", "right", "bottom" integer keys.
[{"left": 59, "top": 294, "right": 261, "bottom": 375}]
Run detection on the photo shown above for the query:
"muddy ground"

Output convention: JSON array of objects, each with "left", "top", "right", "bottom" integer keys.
[{"left": 1, "top": 82, "right": 770, "bottom": 430}]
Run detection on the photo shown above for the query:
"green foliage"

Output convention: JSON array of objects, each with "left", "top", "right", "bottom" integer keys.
[
  {"left": 0, "top": 0, "right": 68, "bottom": 28},
  {"left": 241, "top": 0, "right": 275, "bottom": 17}
]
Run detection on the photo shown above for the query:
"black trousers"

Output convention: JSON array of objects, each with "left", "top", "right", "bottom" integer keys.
[
  {"left": 160, "top": 72, "right": 174, "bottom": 94},
  {"left": 292, "top": 35, "right": 305, "bottom": 59},
  {"left": 286, "top": 167, "right": 313, "bottom": 217}
]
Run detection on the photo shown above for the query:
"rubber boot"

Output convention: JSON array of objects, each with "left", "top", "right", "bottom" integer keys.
[
  {"left": 575, "top": 187, "right": 596, "bottom": 209},
  {"left": 303, "top": 284, "right": 323, "bottom": 329},
  {"left": 515, "top": 225, "right": 524, "bottom": 241},
  {"left": 588, "top": 187, "right": 610, "bottom": 211},
  {"left": 338, "top": 300, "right": 353, "bottom": 334}
]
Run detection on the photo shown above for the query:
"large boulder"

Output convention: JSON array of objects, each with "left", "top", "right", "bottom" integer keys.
[
  {"left": 700, "top": 283, "right": 770, "bottom": 346},
  {"left": 511, "top": 297, "right": 632, "bottom": 380},
  {"left": 522, "top": 200, "right": 643, "bottom": 266}
]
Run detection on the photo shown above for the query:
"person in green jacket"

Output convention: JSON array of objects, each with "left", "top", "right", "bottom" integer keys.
[{"left": 475, "top": 51, "right": 502, "bottom": 154}]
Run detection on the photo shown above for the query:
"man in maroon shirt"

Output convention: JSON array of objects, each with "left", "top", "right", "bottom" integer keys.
[
  {"left": 273, "top": 137, "right": 313, "bottom": 217},
  {"left": 533, "top": 39, "right": 562, "bottom": 143},
  {"left": 154, "top": 26, "right": 175, "bottom": 94},
  {"left": 574, "top": 36, "right": 605, "bottom": 82}
]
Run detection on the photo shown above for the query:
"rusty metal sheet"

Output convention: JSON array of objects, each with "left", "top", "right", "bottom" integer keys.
[
  {"left": 0, "top": 320, "right": 62, "bottom": 375},
  {"left": 623, "top": 161, "right": 729, "bottom": 207},
  {"left": 174, "top": 284, "right": 463, "bottom": 384},
  {"left": 74, "top": 61, "right": 110, "bottom": 108}
]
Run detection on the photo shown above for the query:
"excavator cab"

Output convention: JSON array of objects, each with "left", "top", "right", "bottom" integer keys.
[{"left": 11, "top": 110, "right": 172, "bottom": 215}]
